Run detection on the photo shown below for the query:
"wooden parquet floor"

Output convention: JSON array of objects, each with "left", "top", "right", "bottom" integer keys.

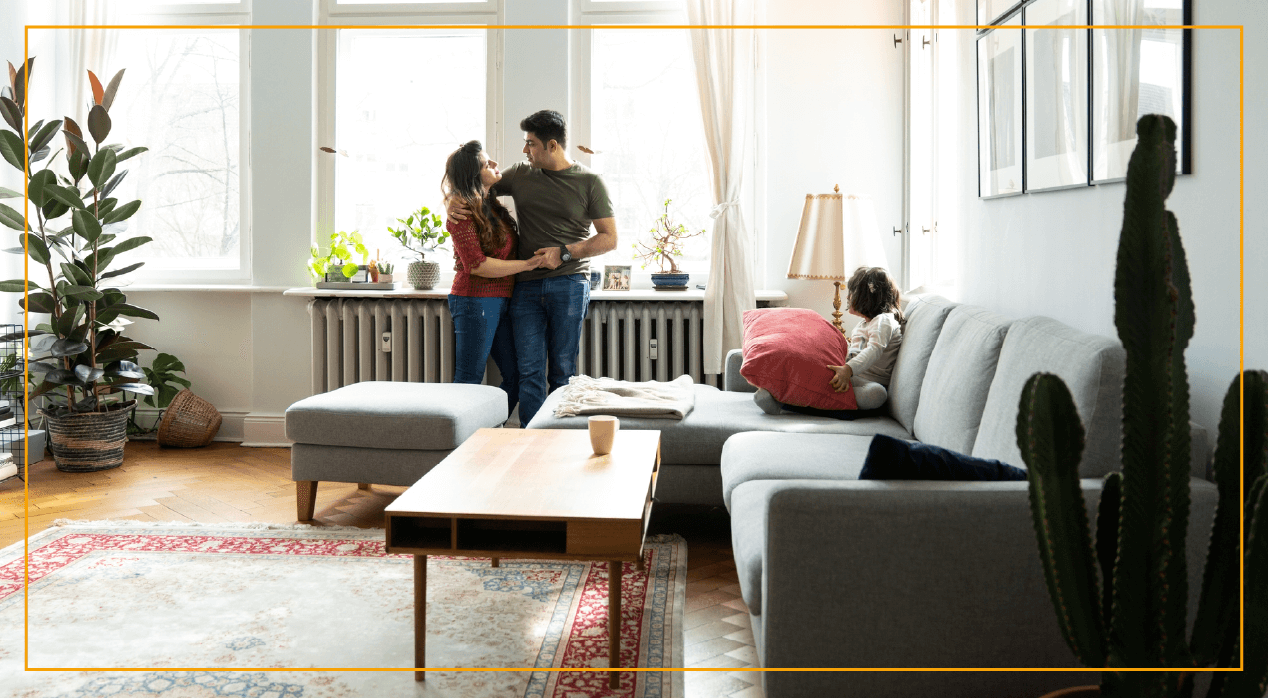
[{"left": 0, "top": 442, "right": 764, "bottom": 698}]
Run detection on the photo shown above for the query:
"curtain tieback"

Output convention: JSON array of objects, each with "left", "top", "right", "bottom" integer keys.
[{"left": 709, "top": 199, "right": 740, "bottom": 220}]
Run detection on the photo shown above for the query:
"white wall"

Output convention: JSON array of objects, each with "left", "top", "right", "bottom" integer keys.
[
  {"left": 945, "top": 0, "right": 1266, "bottom": 438},
  {"left": 762, "top": 1, "right": 906, "bottom": 327}
]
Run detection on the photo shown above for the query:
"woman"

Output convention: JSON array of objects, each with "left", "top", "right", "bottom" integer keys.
[{"left": 442, "top": 140, "right": 545, "bottom": 420}]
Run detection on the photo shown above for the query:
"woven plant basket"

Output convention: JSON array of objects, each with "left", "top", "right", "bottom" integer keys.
[
  {"left": 41, "top": 400, "right": 136, "bottom": 472},
  {"left": 157, "top": 389, "right": 222, "bottom": 448}
]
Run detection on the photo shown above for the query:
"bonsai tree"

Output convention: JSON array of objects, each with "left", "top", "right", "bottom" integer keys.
[
  {"left": 632, "top": 198, "right": 703, "bottom": 273},
  {"left": 0, "top": 58, "right": 156, "bottom": 414},
  {"left": 387, "top": 205, "right": 449, "bottom": 261},
  {"left": 1016, "top": 114, "right": 1266, "bottom": 696}
]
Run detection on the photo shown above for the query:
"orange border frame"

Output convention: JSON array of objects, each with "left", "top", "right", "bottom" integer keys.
[{"left": 17, "top": 20, "right": 1247, "bottom": 680}]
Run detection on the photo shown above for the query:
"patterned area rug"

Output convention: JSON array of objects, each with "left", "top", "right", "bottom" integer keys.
[{"left": 0, "top": 520, "right": 686, "bottom": 697}]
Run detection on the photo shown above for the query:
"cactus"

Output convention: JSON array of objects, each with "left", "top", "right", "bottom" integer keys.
[{"left": 1016, "top": 113, "right": 1268, "bottom": 697}]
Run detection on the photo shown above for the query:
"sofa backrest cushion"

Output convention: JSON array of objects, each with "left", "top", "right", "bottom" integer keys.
[
  {"left": 912, "top": 305, "right": 1013, "bottom": 454},
  {"left": 972, "top": 316, "right": 1125, "bottom": 477},
  {"left": 886, "top": 294, "right": 957, "bottom": 433}
]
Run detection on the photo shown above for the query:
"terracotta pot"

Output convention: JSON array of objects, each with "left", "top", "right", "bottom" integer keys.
[{"left": 1037, "top": 686, "right": 1099, "bottom": 698}]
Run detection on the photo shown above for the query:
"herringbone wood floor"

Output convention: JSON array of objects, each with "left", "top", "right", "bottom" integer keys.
[{"left": 0, "top": 442, "right": 763, "bottom": 698}]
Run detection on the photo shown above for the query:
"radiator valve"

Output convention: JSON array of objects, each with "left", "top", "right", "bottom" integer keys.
[{"left": 380, "top": 332, "right": 392, "bottom": 353}]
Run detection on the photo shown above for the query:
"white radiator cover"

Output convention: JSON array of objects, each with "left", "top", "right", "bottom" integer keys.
[{"left": 307, "top": 298, "right": 719, "bottom": 393}]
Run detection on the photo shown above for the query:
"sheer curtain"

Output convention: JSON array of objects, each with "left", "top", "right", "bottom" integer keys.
[
  {"left": 687, "top": 0, "right": 756, "bottom": 375},
  {"left": 59, "top": 0, "right": 118, "bottom": 126}
]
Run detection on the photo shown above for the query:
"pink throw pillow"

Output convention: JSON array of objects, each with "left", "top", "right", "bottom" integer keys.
[{"left": 740, "top": 308, "right": 858, "bottom": 411}]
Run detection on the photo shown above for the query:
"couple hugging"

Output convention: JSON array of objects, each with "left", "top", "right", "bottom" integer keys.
[{"left": 442, "top": 109, "right": 616, "bottom": 427}]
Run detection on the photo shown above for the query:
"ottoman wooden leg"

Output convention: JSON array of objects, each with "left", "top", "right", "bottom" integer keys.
[
  {"left": 492, "top": 557, "right": 500, "bottom": 568},
  {"left": 297, "top": 481, "right": 318, "bottom": 521},
  {"left": 358, "top": 483, "right": 370, "bottom": 490}
]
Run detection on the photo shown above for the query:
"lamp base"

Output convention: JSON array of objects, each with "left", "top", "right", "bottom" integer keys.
[{"left": 832, "top": 281, "right": 845, "bottom": 335}]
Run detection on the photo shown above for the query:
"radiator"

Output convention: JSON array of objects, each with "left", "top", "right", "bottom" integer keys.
[{"left": 307, "top": 298, "right": 718, "bottom": 393}]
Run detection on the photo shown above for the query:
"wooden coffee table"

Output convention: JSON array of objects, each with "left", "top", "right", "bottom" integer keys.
[{"left": 384, "top": 427, "right": 661, "bottom": 688}]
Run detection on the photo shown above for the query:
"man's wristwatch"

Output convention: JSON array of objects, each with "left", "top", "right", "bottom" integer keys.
[{"left": 558, "top": 245, "right": 573, "bottom": 263}]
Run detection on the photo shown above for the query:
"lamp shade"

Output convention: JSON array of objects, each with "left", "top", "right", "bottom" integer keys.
[{"left": 787, "top": 193, "right": 889, "bottom": 280}]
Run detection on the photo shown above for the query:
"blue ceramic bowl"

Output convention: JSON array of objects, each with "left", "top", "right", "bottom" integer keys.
[{"left": 651, "top": 272, "right": 690, "bottom": 289}]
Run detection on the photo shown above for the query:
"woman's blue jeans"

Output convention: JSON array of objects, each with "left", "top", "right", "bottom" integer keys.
[{"left": 447, "top": 294, "right": 519, "bottom": 420}]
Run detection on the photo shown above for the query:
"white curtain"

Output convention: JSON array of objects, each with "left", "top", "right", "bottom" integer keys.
[
  {"left": 687, "top": 0, "right": 756, "bottom": 375},
  {"left": 58, "top": 0, "right": 117, "bottom": 127},
  {"left": 1100, "top": 0, "right": 1142, "bottom": 143}
]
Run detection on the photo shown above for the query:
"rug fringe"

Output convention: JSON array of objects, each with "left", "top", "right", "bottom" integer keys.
[{"left": 48, "top": 518, "right": 383, "bottom": 533}]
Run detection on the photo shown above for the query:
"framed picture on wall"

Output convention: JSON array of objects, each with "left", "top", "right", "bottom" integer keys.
[
  {"left": 978, "top": 16, "right": 1024, "bottom": 198},
  {"left": 1091, "top": 0, "right": 1192, "bottom": 182},
  {"left": 1024, "top": 0, "right": 1089, "bottom": 191}
]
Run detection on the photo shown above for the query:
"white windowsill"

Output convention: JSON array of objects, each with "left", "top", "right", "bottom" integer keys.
[
  {"left": 283, "top": 286, "right": 790, "bottom": 303},
  {"left": 124, "top": 285, "right": 295, "bottom": 292}
]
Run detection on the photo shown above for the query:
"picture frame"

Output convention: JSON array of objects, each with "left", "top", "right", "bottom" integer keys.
[
  {"left": 602, "top": 265, "right": 631, "bottom": 291},
  {"left": 978, "top": 16, "right": 1024, "bottom": 198},
  {"left": 1090, "top": 0, "right": 1192, "bottom": 182},
  {"left": 1024, "top": 0, "right": 1089, "bottom": 192}
]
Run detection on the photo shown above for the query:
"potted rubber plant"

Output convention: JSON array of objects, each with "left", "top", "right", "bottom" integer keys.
[
  {"left": 1016, "top": 115, "right": 1267, "bottom": 697},
  {"left": 387, "top": 205, "right": 448, "bottom": 290},
  {"left": 0, "top": 58, "right": 157, "bottom": 472},
  {"left": 633, "top": 198, "right": 703, "bottom": 290}
]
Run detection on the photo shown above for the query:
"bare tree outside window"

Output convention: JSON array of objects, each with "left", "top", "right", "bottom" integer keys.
[{"left": 110, "top": 30, "right": 241, "bottom": 271}]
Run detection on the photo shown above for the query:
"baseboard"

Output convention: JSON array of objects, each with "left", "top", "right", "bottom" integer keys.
[
  {"left": 134, "top": 407, "right": 249, "bottom": 443},
  {"left": 241, "top": 412, "right": 292, "bottom": 448}
]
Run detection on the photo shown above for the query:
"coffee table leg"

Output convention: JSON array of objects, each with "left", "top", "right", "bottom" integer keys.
[
  {"left": 415, "top": 555, "right": 426, "bottom": 681},
  {"left": 609, "top": 560, "right": 621, "bottom": 689}
]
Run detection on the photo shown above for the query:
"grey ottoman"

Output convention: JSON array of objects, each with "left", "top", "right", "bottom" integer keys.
[{"left": 285, "top": 381, "right": 509, "bottom": 521}]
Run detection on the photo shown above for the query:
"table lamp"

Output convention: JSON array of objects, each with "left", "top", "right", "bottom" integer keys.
[{"left": 786, "top": 186, "right": 890, "bottom": 333}]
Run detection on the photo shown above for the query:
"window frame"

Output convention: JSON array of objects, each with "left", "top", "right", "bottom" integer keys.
[
  {"left": 112, "top": 3, "right": 254, "bottom": 284},
  {"left": 315, "top": 3, "right": 503, "bottom": 276}
]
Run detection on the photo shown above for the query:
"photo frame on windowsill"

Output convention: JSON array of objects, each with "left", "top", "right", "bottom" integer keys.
[
  {"left": 978, "top": 16, "right": 1024, "bottom": 198},
  {"left": 1090, "top": 0, "right": 1192, "bottom": 183},
  {"left": 602, "top": 265, "right": 631, "bottom": 291},
  {"left": 1024, "top": 0, "right": 1089, "bottom": 192}
]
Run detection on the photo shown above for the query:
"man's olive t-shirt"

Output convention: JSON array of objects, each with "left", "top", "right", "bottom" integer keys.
[{"left": 490, "top": 161, "right": 614, "bottom": 281}]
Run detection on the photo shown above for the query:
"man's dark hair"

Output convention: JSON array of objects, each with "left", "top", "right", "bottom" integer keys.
[{"left": 520, "top": 110, "right": 567, "bottom": 149}]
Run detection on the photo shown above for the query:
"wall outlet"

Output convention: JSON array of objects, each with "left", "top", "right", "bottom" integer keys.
[{"left": 380, "top": 331, "right": 392, "bottom": 353}]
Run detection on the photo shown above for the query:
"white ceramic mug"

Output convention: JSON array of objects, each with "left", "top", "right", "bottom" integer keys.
[{"left": 588, "top": 415, "right": 620, "bottom": 455}]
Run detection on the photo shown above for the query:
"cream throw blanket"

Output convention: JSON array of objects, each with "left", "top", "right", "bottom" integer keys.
[{"left": 552, "top": 375, "right": 696, "bottom": 420}]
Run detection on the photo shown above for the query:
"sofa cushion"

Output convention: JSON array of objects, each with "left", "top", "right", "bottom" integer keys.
[
  {"left": 285, "top": 381, "right": 508, "bottom": 451},
  {"left": 860, "top": 434, "right": 1028, "bottom": 481},
  {"left": 912, "top": 305, "right": 1013, "bottom": 454},
  {"left": 528, "top": 384, "right": 910, "bottom": 466},
  {"left": 886, "top": 294, "right": 956, "bottom": 433},
  {"left": 720, "top": 431, "right": 875, "bottom": 510},
  {"left": 972, "top": 316, "right": 1126, "bottom": 477},
  {"left": 739, "top": 308, "right": 858, "bottom": 410}
]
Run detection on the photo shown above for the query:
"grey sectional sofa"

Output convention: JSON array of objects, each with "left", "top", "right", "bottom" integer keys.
[{"left": 531, "top": 294, "right": 1219, "bottom": 697}]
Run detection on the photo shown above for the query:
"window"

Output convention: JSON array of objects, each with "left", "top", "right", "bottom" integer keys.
[
  {"left": 588, "top": 28, "right": 712, "bottom": 274},
  {"left": 332, "top": 28, "right": 486, "bottom": 267}
]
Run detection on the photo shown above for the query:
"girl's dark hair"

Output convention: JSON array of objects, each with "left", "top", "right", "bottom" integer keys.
[
  {"left": 441, "top": 140, "right": 515, "bottom": 253},
  {"left": 845, "top": 266, "right": 904, "bottom": 324}
]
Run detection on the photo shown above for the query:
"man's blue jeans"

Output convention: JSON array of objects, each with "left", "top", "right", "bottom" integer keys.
[
  {"left": 511, "top": 274, "right": 590, "bottom": 425},
  {"left": 447, "top": 294, "right": 519, "bottom": 419}
]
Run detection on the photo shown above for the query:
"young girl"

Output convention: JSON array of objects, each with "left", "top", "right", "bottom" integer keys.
[{"left": 755, "top": 266, "right": 904, "bottom": 417}]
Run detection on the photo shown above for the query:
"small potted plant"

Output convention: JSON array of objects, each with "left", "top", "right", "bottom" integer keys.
[
  {"left": 633, "top": 199, "right": 704, "bottom": 290},
  {"left": 308, "top": 230, "right": 369, "bottom": 283},
  {"left": 388, "top": 206, "right": 449, "bottom": 290},
  {"left": 376, "top": 261, "right": 394, "bottom": 283}
]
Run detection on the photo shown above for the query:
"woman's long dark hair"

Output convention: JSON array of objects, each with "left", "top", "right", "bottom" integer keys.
[{"left": 442, "top": 140, "right": 515, "bottom": 254}]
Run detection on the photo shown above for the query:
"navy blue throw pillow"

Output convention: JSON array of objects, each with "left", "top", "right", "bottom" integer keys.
[{"left": 860, "top": 434, "right": 1028, "bottom": 481}]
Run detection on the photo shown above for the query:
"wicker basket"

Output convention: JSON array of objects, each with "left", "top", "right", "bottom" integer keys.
[
  {"left": 157, "top": 389, "right": 222, "bottom": 448},
  {"left": 41, "top": 400, "right": 136, "bottom": 472}
]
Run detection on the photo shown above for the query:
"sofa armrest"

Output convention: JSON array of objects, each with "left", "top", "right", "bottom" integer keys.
[
  {"left": 724, "top": 348, "right": 756, "bottom": 393},
  {"left": 745, "top": 477, "right": 1217, "bottom": 697}
]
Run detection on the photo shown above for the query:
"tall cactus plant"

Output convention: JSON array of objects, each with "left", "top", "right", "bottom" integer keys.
[{"left": 1016, "top": 113, "right": 1268, "bottom": 698}]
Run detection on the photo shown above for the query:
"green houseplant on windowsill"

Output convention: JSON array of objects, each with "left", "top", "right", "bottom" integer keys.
[
  {"left": 633, "top": 198, "right": 703, "bottom": 290},
  {"left": 308, "top": 230, "right": 370, "bottom": 283},
  {"left": 0, "top": 58, "right": 158, "bottom": 472},
  {"left": 388, "top": 205, "right": 448, "bottom": 290}
]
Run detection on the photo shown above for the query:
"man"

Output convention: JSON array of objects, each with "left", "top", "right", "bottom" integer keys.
[{"left": 450, "top": 110, "right": 618, "bottom": 425}]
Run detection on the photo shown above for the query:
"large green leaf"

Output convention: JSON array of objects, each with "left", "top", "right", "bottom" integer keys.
[
  {"left": 46, "top": 184, "right": 86, "bottom": 211},
  {"left": 100, "top": 261, "right": 143, "bottom": 279},
  {"left": 19, "top": 233, "right": 50, "bottom": 265},
  {"left": 71, "top": 209, "right": 102, "bottom": 245},
  {"left": 61, "top": 128, "right": 90, "bottom": 163},
  {"left": 102, "top": 199, "right": 139, "bottom": 224},
  {"left": 0, "top": 279, "right": 33, "bottom": 292},
  {"left": 28, "top": 146, "right": 49, "bottom": 164},
  {"left": 114, "top": 381, "right": 154, "bottom": 397},
  {"left": 27, "top": 168, "right": 56, "bottom": 208},
  {"left": 86, "top": 147, "right": 116, "bottom": 189},
  {"left": 113, "top": 303, "right": 159, "bottom": 321},
  {"left": 41, "top": 197, "right": 69, "bottom": 222},
  {"left": 67, "top": 147, "right": 88, "bottom": 183},
  {"left": 106, "top": 360, "right": 144, "bottom": 379},
  {"left": 102, "top": 69, "right": 125, "bottom": 112},
  {"left": 114, "top": 146, "right": 146, "bottom": 163},
  {"left": 0, "top": 130, "right": 24, "bottom": 171},
  {"left": 73, "top": 365, "right": 104, "bottom": 384},
  {"left": 0, "top": 95, "right": 20, "bottom": 131},
  {"left": 50, "top": 337, "right": 88, "bottom": 358},
  {"left": 12, "top": 58, "right": 32, "bottom": 110},
  {"left": 0, "top": 186, "right": 21, "bottom": 199},
  {"left": 27, "top": 118, "right": 61, "bottom": 154},
  {"left": 108, "top": 235, "right": 151, "bottom": 256},
  {"left": 0, "top": 201, "right": 24, "bottom": 231},
  {"left": 98, "top": 169, "right": 127, "bottom": 200},
  {"left": 19, "top": 292, "right": 56, "bottom": 314},
  {"left": 87, "top": 104, "right": 111, "bottom": 144}
]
